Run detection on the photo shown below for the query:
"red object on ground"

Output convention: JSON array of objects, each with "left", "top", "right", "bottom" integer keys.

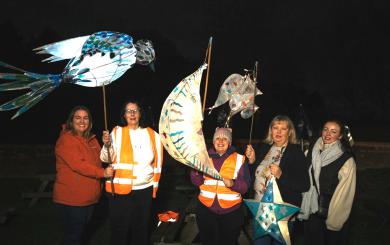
[{"left": 158, "top": 211, "right": 179, "bottom": 222}]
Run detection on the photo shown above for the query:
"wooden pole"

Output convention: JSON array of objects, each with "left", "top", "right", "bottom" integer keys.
[
  {"left": 102, "top": 85, "right": 115, "bottom": 196},
  {"left": 102, "top": 85, "right": 108, "bottom": 130},
  {"left": 202, "top": 37, "right": 213, "bottom": 113},
  {"left": 248, "top": 61, "right": 258, "bottom": 145}
]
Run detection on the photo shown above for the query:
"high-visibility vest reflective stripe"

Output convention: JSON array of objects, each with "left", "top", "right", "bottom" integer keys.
[
  {"left": 198, "top": 153, "right": 245, "bottom": 209},
  {"left": 105, "top": 126, "right": 135, "bottom": 194},
  {"left": 105, "top": 127, "right": 163, "bottom": 197},
  {"left": 149, "top": 127, "right": 163, "bottom": 198}
]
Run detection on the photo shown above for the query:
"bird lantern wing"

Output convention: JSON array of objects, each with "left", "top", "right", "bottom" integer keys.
[
  {"left": 34, "top": 35, "right": 90, "bottom": 63},
  {"left": 207, "top": 73, "right": 242, "bottom": 113},
  {"left": 229, "top": 75, "right": 262, "bottom": 118},
  {"left": 209, "top": 73, "right": 262, "bottom": 123},
  {"left": 64, "top": 31, "right": 138, "bottom": 87},
  {"left": 0, "top": 31, "right": 156, "bottom": 119}
]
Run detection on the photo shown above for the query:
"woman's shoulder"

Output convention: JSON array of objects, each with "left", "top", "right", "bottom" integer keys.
[
  {"left": 112, "top": 125, "right": 122, "bottom": 132},
  {"left": 286, "top": 143, "right": 303, "bottom": 151},
  {"left": 55, "top": 130, "right": 79, "bottom": 150},
  {"left": 258, "top": 143, "right": 271, "bottom": 151},
  {"left": 341, "top": 151, "right": 356, "bottom": 166},
  {"left": 88, "top": 134, "right": 100, "bottom": 145},
  {"left": 256, "top": 143, "right": 271, "bottom": 159},
  {"left": 339, "top": 156, "right": 357, "bottom": 177},
  {"left": 284, "top": 143, "right": 306, "bottom": 158},
  {"left": 56, "top": 130, "right": 74, "bottom": 142},
  {"left": 144, "top": 127, "right": 160, "bottom": 138}
]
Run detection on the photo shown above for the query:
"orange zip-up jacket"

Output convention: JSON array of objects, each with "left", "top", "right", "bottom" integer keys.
[{"left": 53, "top": 128, "right": 105, "bottom": 206}]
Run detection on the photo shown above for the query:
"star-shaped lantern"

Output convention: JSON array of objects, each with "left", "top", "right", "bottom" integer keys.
[{"left": 244, "top": 177, "right": 300, "bottom": 245}]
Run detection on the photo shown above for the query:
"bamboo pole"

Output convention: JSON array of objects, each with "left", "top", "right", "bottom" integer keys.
[
  {"left": 202, "top": 37, "right": 213, "bottom": 113},
  {"left": 102, "top": 85, "right": 115, "bottom": 196}
]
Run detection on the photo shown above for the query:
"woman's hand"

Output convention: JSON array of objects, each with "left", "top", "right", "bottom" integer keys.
[
  {"left": 245, "top": 145, "right": 256, "bottom": 164},
  {"left": 104, "top": 165, "right": 114, "bottom": 178},
  {"left": 223, "top": 178, "right": 234, "bottom": 188},
  {"left": 102, "top": 130, "right": 111, "bottom": 146},
  {"left": 269, "top": 163, "right": 282, "bottom": 179},
  {"left": 260, "top": 183, "right": 267, "bottom": 194}
]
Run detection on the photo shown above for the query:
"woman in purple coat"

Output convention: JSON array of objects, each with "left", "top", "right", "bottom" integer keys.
[{"left": 191, "top": 127, "right": 251, "bottom": 245}]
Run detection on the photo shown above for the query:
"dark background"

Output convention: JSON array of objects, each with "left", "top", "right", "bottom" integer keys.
[{"left": 0, "top": 0, "right": 389, "bottom": 144}]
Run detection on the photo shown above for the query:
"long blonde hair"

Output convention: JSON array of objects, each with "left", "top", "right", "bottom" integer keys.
[{"left": 264, "top": 115, "right": 298, "bottom": 144}]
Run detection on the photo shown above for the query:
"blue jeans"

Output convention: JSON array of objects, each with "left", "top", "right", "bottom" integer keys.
[
  {"left": 254, "top": 221, "right": 294, "bottom": 245},
  {"left": 56, "top": 203, "right": 95, "bottom": 245}
]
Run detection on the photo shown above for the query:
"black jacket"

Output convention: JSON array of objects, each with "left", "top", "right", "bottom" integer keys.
[{"left": 249, "top": 143, "right": 310, "bottom": 206}]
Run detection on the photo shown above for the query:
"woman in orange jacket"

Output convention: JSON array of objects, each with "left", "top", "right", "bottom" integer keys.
[{"left": 53, "top": 105, "right": 113, "bottom": 245}]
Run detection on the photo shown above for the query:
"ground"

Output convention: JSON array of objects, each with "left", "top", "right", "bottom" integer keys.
[{"left": 0, "top": 144, "right": 389, "bottom": 244}]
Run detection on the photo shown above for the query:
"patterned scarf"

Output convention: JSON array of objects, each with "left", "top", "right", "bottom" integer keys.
[{"left": 253, "top": 144, "right": 286, "bottom": 201}]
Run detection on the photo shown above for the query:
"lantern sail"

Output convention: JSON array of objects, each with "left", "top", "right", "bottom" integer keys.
[{"left": 159, "top": 64, "right": 221, "bottom": 180}]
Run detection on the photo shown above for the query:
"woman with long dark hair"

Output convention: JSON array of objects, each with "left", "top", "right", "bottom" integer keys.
[{"left": 300, "top": 119, "right": 356, "bottom": 245}]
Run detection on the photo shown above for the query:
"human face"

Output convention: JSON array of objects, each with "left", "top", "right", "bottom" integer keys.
[
  {"left": 213, "top": 137, "right": 230, "bottom": 155},
  {"left": 322, "top": 122, "right": 342, "bottom": 144},
  {"left": 124, "top": 103, "right": 140, "bottom": 129},
  {"left": 271, "top": 120, "right": 290, "bottom": 147},
  {"left": 72, "top": 109, "right": 90, "bottom": 136}
]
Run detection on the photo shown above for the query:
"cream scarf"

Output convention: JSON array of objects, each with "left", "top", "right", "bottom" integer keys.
[{"left": 299, "top": 138, "right": 343, "bottom": 219}]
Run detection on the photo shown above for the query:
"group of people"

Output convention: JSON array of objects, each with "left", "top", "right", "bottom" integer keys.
[
  {"left": 191, "top": 115, "right": 356, "bottom": 245},
  {"left": 53, "top": 102, "right": 356, "bottom": 245},
  {"left": 54, "top": 100, "right": 162, "bottom": 245}
]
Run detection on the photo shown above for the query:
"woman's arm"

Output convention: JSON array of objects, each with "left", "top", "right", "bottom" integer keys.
[
  {"left": 190, "top": 169, "right": 204, "bottom": 186},
  {"left": 326, "top": 157, "right": 356, "bottom": 231},
  {"left": 100, "top": 130, "right": 116, "bottom": 162},
  {"left": 56, "top": 136, "right": 105, "bottom": 178},
  {"left": 278, "top": 146, "right": 310, "bottom": 193},
  {"left": 230, "top": 162, "right": 249, "bottom": 194}
]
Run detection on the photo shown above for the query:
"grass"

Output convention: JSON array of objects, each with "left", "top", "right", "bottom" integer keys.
[{"left": 347, "top": 168, "right": 390, "bottom": 245}]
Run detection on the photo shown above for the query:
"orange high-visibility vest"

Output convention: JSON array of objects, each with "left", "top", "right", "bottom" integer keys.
[
  {"left": 198, "top": 152, "right": 245, "bottom": 209},
  {"left": 105, "top": 126, "right": 163, "bottom": 197}
]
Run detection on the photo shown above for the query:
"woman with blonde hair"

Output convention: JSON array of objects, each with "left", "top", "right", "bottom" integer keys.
[{"left": 245, "top": 115, "right": 310, "bottom": 244}]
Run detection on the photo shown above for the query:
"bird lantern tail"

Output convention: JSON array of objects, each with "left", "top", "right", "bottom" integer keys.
[{"left": 0, "top": 61, "right": 62, "bottom": 119}]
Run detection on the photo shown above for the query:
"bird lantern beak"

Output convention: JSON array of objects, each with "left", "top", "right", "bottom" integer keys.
[{"left": 148, "top": 62, "right": 155, "bottom": 72}]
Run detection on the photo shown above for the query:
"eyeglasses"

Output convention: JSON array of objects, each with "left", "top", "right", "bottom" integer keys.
[{"left": 125, "top": 109, "right": 139, "bottom": 114}]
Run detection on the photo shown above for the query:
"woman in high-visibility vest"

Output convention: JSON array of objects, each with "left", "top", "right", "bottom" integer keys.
[
  {"left": 191, "top": 127, "right": 251, "bottom": 245},
  {"left": 101, "top": 100, "right": 163, "bottom": 245}
]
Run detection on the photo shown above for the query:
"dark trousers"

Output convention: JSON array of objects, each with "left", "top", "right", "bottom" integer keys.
[
  {"left": 303, "top": 214, "right": 349, "bottom": 245},
  {"left": 56, "top": 203, "right": 95, "bottom": 245},
  {"left": 108, "top": 187, "right": 153, "bottom": 245},
  {"left": 196, "top": 201, "right": 244, "bottom": 245}
]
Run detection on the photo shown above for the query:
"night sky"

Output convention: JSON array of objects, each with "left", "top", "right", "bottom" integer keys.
[{"left": 0, "top": 0, "right": 389, "bottom": 144}]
